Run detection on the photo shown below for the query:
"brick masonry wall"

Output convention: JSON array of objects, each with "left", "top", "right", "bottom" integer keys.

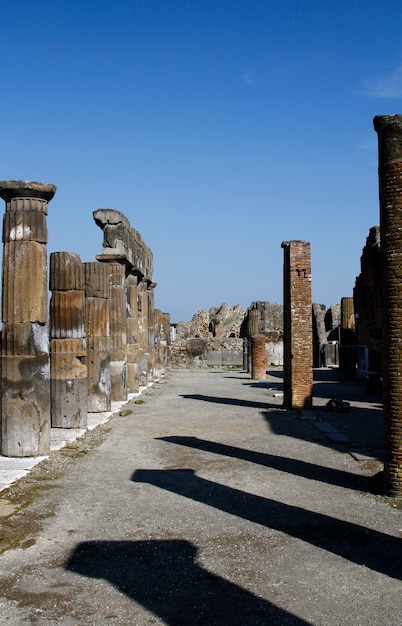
[
  {"left": 374, "top": 114, "right": 402, "bottom": 497},
  {"left": 282, "top": 241, "right": 313, "bottom": 409}
]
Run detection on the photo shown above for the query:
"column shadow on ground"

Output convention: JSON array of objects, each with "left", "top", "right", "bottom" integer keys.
[
  {"left": 180, "top": 394, "right": 278, "bottom": 410},
  {"left": 157, "top": 436, "right": 373, "bottom": 493},
  {"left": 65, "top": 539, "right": 308, "bottom": 625},
  {"left": 132, "top": 469, "right": 402, "bottom": 581}
]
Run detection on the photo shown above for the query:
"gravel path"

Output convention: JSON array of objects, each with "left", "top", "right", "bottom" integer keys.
[{"left": 0, "top": 368, "right": 400, "bottom": 625}]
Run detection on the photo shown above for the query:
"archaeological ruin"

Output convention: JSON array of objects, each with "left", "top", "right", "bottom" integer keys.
[
  {"left": 0, "top": 110, "right": 402, "bottom": 498},
  {"left": 0, "top": 181, "right": 170, "bottom": 458}
]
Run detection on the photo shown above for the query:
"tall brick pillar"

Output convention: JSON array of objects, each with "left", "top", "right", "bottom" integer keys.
[
  {"left": 0, "top": 180, "right": 56, "bottom": 456},
  {"left": 281, "top": 240, "right": 313, "bottom": 409},
  {"left": 373, "top": 114, "right": 402, "bottom": 496}
]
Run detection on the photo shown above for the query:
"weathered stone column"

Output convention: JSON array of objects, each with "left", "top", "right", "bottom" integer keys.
[
  {"left": 0, "top": 180, "right": 56, "bottom": 456},
  {"left": 137, "top": 278, "right": 150, "bottom": 385},
  {"left": 126, "top": 273, "right": 140, "bottom": 393},
  {"left": 373, "top": 114, "right": 402, "bottom": 496},
  {"left": 84, "top": 262, "right": 111, "bottom": 412},
  {"left": 147, "top": 281, "right": 156, "bottom": 381},
  {"left": 247, "top": 307, "right": 261, "bottom": 373},
  {"left": 281, "top": 240, "right": 313, "bottom": 409},
  {"left": 50, "top": 252, "right": 87, "bottom": 428},
  {"left": 93, "top": 208, "right": 157, "bottom": 391},
  {"left": 251, "top": 335, "right": 267, "bottom": 380},
  {"left": 109, "top": 262, "right": 128, "bottom": 401}
]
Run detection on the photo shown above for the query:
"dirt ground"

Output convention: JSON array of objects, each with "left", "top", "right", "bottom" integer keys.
[{"left": 0, "top": 367, "right": 400, "bottom": 625}]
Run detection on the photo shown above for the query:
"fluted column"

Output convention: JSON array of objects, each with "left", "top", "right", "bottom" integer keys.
[
  {"left": 0, "top": 180, "right": 56, "bottom": 456},
  {"left": 373, "top": 114, "right": 402, "bottom": 496},
  {"left": 49, "top": 252, "right": 87, "bottom": 428},
  {"left": 109, "top": 263, "right": 128, "bottom": 401},
  {"left": 126, "top": 273, "right": 140, "bottom": 393},
  {"left": 84, "top": 262, "right": 111, "bottom": 412}
]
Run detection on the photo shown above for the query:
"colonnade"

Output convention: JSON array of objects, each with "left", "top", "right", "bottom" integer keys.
[{"left": 0, "top": 181, "right": 170, "bottom": 457}]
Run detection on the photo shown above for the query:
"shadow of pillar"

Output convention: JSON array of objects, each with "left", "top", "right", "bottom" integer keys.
[{"left": 65, "top": 539, "right": 308, "bottom": 625}]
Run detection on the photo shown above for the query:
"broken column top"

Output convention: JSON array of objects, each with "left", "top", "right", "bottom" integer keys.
[
  {"left": 0, "top": 180, "right": 57, "bottom": 202},
  {"left": 93, "top": 208, "right": 153, "bottom": 280},
  {"left": 373, "top": 114, "right": 402, "bottom": 165}
]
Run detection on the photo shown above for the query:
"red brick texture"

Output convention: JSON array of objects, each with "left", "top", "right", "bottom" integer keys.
[
  {"left": 374, "top": 114, "right": 402, "bottom": 497},
  {"left": 281, "top": 240, "right": 313, "bottom": 409}
]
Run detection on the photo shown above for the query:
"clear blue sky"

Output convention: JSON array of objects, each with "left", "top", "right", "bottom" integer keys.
[{"left": 1, "top": 0, "right": 401, "bottom": 322}]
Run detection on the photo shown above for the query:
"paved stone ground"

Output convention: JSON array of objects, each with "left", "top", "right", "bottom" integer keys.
[{"left": 0, "top": 367, "right": 400, "bottom": 625}]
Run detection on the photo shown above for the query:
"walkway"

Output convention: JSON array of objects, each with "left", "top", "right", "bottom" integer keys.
[{"left": 0, "top": 368, "right": 400, "bottom": 625}]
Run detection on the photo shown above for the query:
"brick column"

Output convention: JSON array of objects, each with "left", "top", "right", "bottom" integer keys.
[
  {"left": 247, "top": 308, "right": 260, "bottom": 373},
  {"left": 281, "top": 240, "right": 313, "bottom": 409},
  {"left": 49, "top": 252, "right": 87, "bottom": 428},
  {"left": 0, "top": 180, "right": 56, "bottom": 456},
  {"left": 251, "top": 335, "right": 267, "bottom": 380},
  {"left": 373, "top": 114, "right": 402, "bottom": 496}
]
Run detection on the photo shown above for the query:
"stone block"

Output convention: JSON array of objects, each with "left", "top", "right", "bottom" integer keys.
[
  {"left": 110, "top": 360, "right": 127, "bottom": 401},
  {"left": 51, "top": 378, "right": 88, "bottom": 428},
  {"left": 110, "top": 334, "right": 127, "bottom": 361},
  {"left": 49, "top": 252, "right": 84, "bottom": 291},
  {"left": 3, "top": 211, "right": 47, "bottom": 243},
  {"left": 222, "top": 351, "right": 243, "bottom": 366},
  {"left": 1, "top": 354, "right": 50, "bottom": 456},
  {"left": 2, "top": 241, "right": 48, "bottom": 323},
  {"left": 85, "top": 336, "right": 111, "bottom": 413},
  {"left": 50, "top": 290, "right": 85, "bottom": 339},
  {"left": 86, "top": 297, "right": 109, "bottom": 337},
  {"left": 50, "top": 338, "right": 86, "bottom": 355},
  {"left": 1, "top": 322, "right": 49, "bottom": 356},
  {"left": 206, "top": 351, "right": 223, "bottom": 366},
  {"left": 84, "top": 262, "right": 110, "bottom": 298}
]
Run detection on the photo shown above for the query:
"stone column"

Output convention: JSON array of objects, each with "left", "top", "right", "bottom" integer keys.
[
  {"left": 251, "top": 335, "right": 267, "bottom": 380},
  {"left": 109, "top": 262, "right": 128, "bottom": 401},
  {"left": 49, "top": 252, "right": 87, "bottom": 428},
  {"left": 137, "top": 279, "right": 149, "bottom": 385},
  {"left": 93, "top": 208, "right": 154, "bottom": 392},
  {"left": 247, "top": 307, "right": 260, "bottom": 373},
  {"left": 281, "top": 240, "right": 313, "bottom": 409},
  {"left": 0, "top": 180, "right": 56, "bottom": 456},
  {"left": 84, "top": 262, "right": 111, "bottom": 412},
  {"left": 126, "top": 272, "right": 140, "bottom": 393},
  {"left": 147, "top": 281, "right": 156, "bottom": 381},
  {"left": 373, "top": 114, "right": 402, "bottom": 496}
]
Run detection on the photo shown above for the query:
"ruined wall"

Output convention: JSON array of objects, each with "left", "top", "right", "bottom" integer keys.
[
  {"left": 171, "top": 302, "right": 284, "bottom": 369},
  {"left": 353, "top": 225, "right": 382, "bottom": 373}
]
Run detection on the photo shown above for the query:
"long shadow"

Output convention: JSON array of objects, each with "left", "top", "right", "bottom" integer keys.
[
  {"left": 157, "top": 436, "right": 372, "bottom": 493},
  {"left": 132, "top": 469, "right": 402, "bottom": 581},
  {"left": 180, "top": 394, "right": 278, "bottom": 410},
  {"left": 65, "top": 539, "right": 308, "bottom": 625}
]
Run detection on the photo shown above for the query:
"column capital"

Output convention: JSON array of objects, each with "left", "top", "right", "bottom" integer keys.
[
  {"left": 373, "top": 115, "right": 402, "bottom": 165},
  {"left": 0, "top": 180, "right": 56, "bottom": 202}
]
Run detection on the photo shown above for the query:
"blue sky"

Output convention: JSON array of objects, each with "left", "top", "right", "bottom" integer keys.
[{"left": 1, "top": 0, "right": 401, "bottom": 322}]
